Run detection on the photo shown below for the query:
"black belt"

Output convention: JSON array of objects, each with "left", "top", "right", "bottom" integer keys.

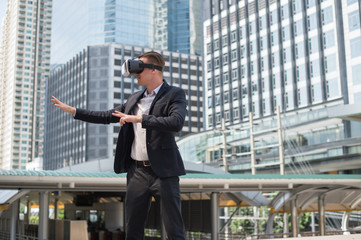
[{"left": 135, "top": 160, "right": 151, "bottom": 167}]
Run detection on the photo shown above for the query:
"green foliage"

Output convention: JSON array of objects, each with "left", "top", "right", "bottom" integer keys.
[{"left": 29, "top": 216, "right": 39, "bottom": 225}]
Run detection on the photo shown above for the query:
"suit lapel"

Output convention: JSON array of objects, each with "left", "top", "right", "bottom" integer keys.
[
  {"left": 124, "top": 90, "right": 145, "bottom": 114},
  {"left": 149, "top": 80, "right": 169, "bottom": 114}
]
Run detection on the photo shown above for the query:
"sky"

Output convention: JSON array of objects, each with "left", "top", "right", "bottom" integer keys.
[{"left": 0, "top": 1, "right": 6, "bottom": 42}]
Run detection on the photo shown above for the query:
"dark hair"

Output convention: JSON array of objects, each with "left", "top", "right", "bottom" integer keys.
[{"left": 139, "top": 51, "right": 165, "bottom": 68}]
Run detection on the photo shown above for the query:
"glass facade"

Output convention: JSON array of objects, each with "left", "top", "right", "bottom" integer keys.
[
  {"left": 51, "top": 0, "right": 203, "bottom": 65},
  {"left": 176, "top": 0, "right": 361, "bottom": 174}
]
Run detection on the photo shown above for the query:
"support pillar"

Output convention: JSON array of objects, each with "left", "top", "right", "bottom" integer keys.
[
  {"left": 311, "top": 212, "right": 316, "bottom": 236},
  {"left": 291, "top": 197, "right": 298, "bottom": 238},
  {"left": 283, "top": 212, "right": 289, "bottom": 237},
  {"left": 253, "top": 206, "right": 259, "bottom": 235},
  {"left": 38, "top": 191, "right": 49, "bottom": 240},
  {"left": 318, "top": 195, "right": 325, "bottom": 236},
  {"left": 10, "top": 200, "right": 19, "bottom": 240},
  {"left": 341, "top": 211, "right": 351, "bottom": 233},
  {"left": 265, "top": 213, "right": 275, "bottom": 235},
  {"left": 54, "top": 199, "right": 58, "bottom": 220},
  {"left": 211, "top": 192, "right": 219, "bottom": 240},
  {"left": 25, "top": 200, "right": 31, "bottom": 225}
]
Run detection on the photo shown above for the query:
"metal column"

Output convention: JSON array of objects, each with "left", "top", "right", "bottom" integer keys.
[
  {"left": 249, "top": 112, "right": 256, "bottom": 175},
  {"left": 38, "top": 191, "right": 49, "bottom": 240},
  {"left": 318, "top": 195, "right": 326, "bottom": 236},
  {"left": 211, "top": 192, "right": 219, "bottom": 240},
  {"left": 341, "top": 212, "right": 351, "bottom": 233},
  {"left": 10, "top": 199, "right": 19, "bottom": 240},
  {"left": 221, "top": 119, "right": 228, "bottom": 172},
  {"left": 276, "top": 106, "right": 285, "bottom": 175},
  {"left": 283, "top": 212, "right": 289, "bottom": 237},
  {"left": 291, "top": 197, "right": 298, "bottom": 238}
]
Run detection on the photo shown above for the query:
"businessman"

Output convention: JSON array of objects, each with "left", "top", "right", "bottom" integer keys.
[{"left": 51, "top": 51, "right": 186, "bottom": 239}]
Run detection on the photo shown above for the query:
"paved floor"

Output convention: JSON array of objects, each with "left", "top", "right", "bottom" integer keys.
[{"left": 264, "top": 234, "right": 361, "bottom": 239}]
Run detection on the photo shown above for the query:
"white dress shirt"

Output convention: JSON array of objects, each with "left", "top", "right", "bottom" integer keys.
[{"left": 130, "top": 83, "right": 163, "bottom": 161}]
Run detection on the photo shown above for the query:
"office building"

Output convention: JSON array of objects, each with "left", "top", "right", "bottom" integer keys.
[
  {"left": 177, "top": 0, "right": 361, "bottom": 174},
  {"left": 44, "top": 43, "right": 203, "bottom": 170},
  {"left": 51, "top": 0, "right": 203, "bottom": 65},
  {"left": 167, "top": 0, "right": 203, "bottom": 55},
  {"left": 0, "top": 0, "right": 52, "bottom": 170}
]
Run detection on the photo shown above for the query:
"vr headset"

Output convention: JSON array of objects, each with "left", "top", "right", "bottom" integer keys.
[{"left": 121, "top": 59, "right": 163, "bottom": 77}]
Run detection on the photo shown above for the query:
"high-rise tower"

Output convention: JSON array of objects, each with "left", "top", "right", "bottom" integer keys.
[{"left": 0, "top": 0, "right": 52, "bottom": 170}]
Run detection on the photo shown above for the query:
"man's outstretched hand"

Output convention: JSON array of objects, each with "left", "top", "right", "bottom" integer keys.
[
  {"left": 112, "top": 110, "right": 142, "bottom": 126},
  {"left": 51, "top": 96, "right": 76, "bottom": 115}
]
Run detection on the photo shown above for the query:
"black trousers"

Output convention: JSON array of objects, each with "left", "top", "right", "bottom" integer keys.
[{"left": 125, "top": 161, "right": 186, "bottom": 240}]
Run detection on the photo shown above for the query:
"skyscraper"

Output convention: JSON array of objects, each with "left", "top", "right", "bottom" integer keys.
[
  {"left": 0, "top": 0, "right": 52, "bottom": 170},
  {"left": 204, "top": 0, "right": 360, "bottom": 131},
  {"left": 44, "top": 43, "right": 203, "bottom": 170},
  {"left": 51, "top": 0, "right": 203, "bottom": 65},
  {"left": 176, "top": 0, "right": 361, "bottom": 174},
  {"left": 167, "top": 0, "right": 203, "bottom": 55}
]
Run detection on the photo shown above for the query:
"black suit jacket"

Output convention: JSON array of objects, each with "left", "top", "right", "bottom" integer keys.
[{"left": 74, "top": 81, "right": 187, "bottom": 178}]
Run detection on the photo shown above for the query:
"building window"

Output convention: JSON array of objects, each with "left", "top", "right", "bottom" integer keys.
[
  {"left": 207, "top": 43, "right": 212, "bottom": 54},
  {"left": 222, "top": 35, "right": 228, "bottom": 48},
  {"left": 242, "top": 84, "right": 247, "bottom": 98},
  {"left": 208, "top": 97, "right": 212, "bottom": 108},
  {"left": 293, "top": 0, "right": 302, "bottom": 14},
  {"left": 324, "top": 54, "right": 337, "bottom": 73},
  {"left": 309, "top": 36, "right": 319, "bottom": 55},
  {"left": 207, "top": 61, "right": 212, "bottom": 71},
  {"left": 322, "top": 6, "right": 333, "bottom": 25},
  {"left": 349, "top": 11, "right": 361, "bottom": 32},
  {"left": 307, "top": 0, "right": 315, "bottom": 8},
  {"left": 224, "top": 91, "right": 229, "bottom": 103},
  {"left": 352, "top": 64, "right": 361, "bottom": 85},
  {"left": 215, "top": 75, "right": 220, "bottom": 86},
  {"left": 231, "top": 30, "right": 237, "bottom": 42},
  {"left": 270, "top": 10, "right": 277, "bottom": 25},
  {"left": 241, "top": 45, "right": 246, "bottom": 58},
  {"left": 216, "top": 113, "right": 221, "bottom": 124},
  {"left": 215, "top": 94, "right": 221, "bottom": 105},
  {"left": 259, "top": 15, "right": 264, "bottom": 30},
  {"left": 231, "top": 49, "right": 237, "bottom": 61},
  {"left": 307, "top": 14, "right": 317, "bottom": 31},
  {"left": 225, "top": 110, "right": 230, "bottom": 122},
  {"left": 281, "top": 4, "right": 289, "bottom": 20},
  {"left": 214, "top": 57, "right": 220, "bottom": 68},
  {"left": 223, "top": 53, "right": 228, "bottom": 65},
  {"left": 324, "top": 32, "right": 336, "bottom": 52},
  {"left": 214, "top": 39, "right": 219, "bottom": 51},
  {"left": 310, "top": 60, "right": 320, "bottom": 78},
  {"left": 207, "top": 78, "right": 212, "bottom": 89},
  {"left": 350, "top": 37, "right": 361, "bottom": 58},
  {"left": 223, "top": 72, "right": 229, "bottom": 84},
  {"left": 232, "top": 69, "right": 238, "bottom": 81},
  {"left": 294, "top": 20, "right": 303, "bottom": 36},
  {"left": 233, "top": 107, "right": 239, "bottom": 120},
  {"left": 208, "top": 115, "right": 213, "bottom": 127},
  {"left": 241, "top": 65, "right": 246, "bottom": 78},
  {"left": 233, "top": 87, "right": 238, "bottom": 100}
]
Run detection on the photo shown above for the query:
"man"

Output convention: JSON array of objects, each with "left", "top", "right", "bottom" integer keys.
[{"left": 51, "top": 51, "right": 187, "bottom": 239}]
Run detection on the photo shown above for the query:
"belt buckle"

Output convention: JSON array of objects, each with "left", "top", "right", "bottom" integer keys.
[{"left": 143, "top": 161, "right": 151, "bottom": 167}]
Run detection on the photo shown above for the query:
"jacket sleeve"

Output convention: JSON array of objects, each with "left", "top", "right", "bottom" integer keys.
[
  {"left": 74, "top": 104, "right": 125, "bottom": 124},
  {"left": 141, "top": 88, "right": 187, "bottom": 132}
]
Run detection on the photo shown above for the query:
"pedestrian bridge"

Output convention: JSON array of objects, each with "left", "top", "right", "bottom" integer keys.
[{"left": 0, "top": 170, "right": 360, "bottom": 239}]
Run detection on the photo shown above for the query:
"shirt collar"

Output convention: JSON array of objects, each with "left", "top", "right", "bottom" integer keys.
[{"left": 144, "top": 82, "right": 163, "bottom": 97}]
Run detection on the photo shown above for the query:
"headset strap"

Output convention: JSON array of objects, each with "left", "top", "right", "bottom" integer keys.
[{"left": 141, "top": 63, "right": 163, "bottom": 72}]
